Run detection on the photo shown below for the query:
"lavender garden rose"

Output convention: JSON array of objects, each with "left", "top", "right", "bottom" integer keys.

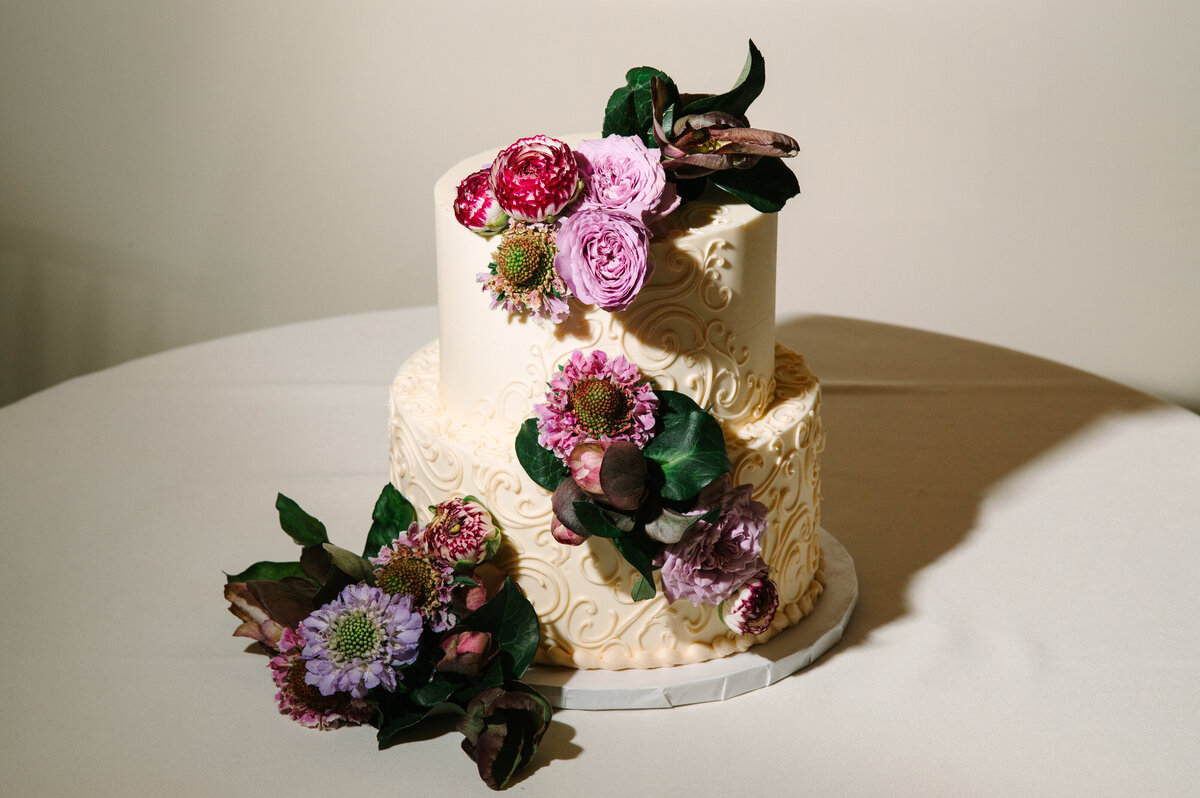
[
  {"left": 554, "top": 206, "right": 653, "bottom": 312},
  {"left": 574, "top": 135, "right": 679, "bottom": 224},
  {"left": 656, "top": 477, "right": 769, "bottom": 606},
  {"left": 489, "top": 135, "right": 581, "bottom": 223}
]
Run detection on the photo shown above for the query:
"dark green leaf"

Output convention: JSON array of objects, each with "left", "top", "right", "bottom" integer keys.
[
  {"left": 602, "top": 66, "right": 678, "bottom": 144},
  {"left": 375, "top": 699, "right": 438, "bottom": 747},
  {"left": 411, "top": 673, "right": 458, "bottom": 709},
  {"left": 224, "top": 560, "right": 308, "bottom": 584},
  {"left": 614, "top": 529, "right": 660, "bottom": 601},
  {"left": 602, "top": 85, "right": 637, "bottom": 137},
  {"left": 460, "top": 579, "right": 541, "bottom": 680},
  {"left": 275, "top": 493, "right": 329, "bottom": 548},
  {"left": 679, "top": 40, "right": 766, "bottom": 119},
  {"left": 514, "top": 418, "right": 568, "bottom": 492},
  {"left": 364, "top": 483, "right": 416, "bottom": 558},
  {"left": 711, "top": 156, "right": 800, "bottom": 214},
  {"left": 643, "top": 390, "right": 733, "bottom": 501},
  {"left": 572, "top": 500, "right": 627, "bottom": 539}
]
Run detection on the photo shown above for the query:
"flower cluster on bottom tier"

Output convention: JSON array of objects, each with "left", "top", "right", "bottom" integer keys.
[{"left": 388, "top": 340, "right": 825, "bottom": 670}]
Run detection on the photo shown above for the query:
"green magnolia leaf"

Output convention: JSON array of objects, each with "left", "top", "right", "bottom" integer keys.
[
  {"left": 614, "top": 530, "right": 660, "bottom": 601},
  {"left": 572, "top": 500, "right": 627, "bottom": 539},
  {"left": 643, "top": 390, "right": 733, "bottom": 501},
  {"left": 514, "top": 418, "right": 568, "bottom": 492},
  {"left": 679, "top": 40, "right": 766, "bottom": 119},
  {"left": 461, "top": 579, "right": 540, "bottom": 680},
  {"left": 363, "top": 483, "right": 416, "bottom": 558},
  {"left": 275, "top": 493, "right": 329, "bottom": 548},
  {"left": 711, "top": 156, "right": 800, "bottom": 214},
  {"left": 321, "top": 542, "right": 375, "bottom": 584},
  {"left": 224, "top": 559, "right": 308, "bottom": 584}
]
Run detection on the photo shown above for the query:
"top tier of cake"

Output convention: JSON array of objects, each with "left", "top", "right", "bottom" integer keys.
[{"left": 433, "top": 139, "right": 779, "bottom": 434}]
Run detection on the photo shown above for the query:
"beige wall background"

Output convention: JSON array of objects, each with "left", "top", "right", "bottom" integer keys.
[{"left": 2, "top": 1, "right": 1197, "bottom": 408}]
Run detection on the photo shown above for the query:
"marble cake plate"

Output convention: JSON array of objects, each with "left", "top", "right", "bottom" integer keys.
[{"left": 523, "top": 529, "right": 858, "bottom": 710}]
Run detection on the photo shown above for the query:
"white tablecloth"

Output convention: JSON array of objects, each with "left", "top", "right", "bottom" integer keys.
[{"left": 2, "top": 308, "right": 1198, "bottom": 796}]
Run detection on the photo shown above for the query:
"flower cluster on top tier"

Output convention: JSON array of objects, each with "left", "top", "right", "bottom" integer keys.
[
  {"left": 224, "top": 486, "right": 549, "bottom": 791},
  {"left": 515, "top": 347, "right": 779, "bottom": 633},
  {"left": 456, "top": 134, "right": 676, "bottom": 321}
]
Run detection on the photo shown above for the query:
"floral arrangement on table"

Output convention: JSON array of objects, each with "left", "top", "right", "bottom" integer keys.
[
  {"left": 514, "top": 348, "right": 780, "bottom": 635},
  {"left": 223, "top": 485, "right": 551, "bottom": 790},
  {"left": 453, "top": 40, "right": 799, "bottom": 324}
]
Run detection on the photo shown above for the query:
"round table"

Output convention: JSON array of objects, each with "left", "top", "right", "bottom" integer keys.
[{"left": 2, "top": 308, "right": 1197, "bottom": 796}]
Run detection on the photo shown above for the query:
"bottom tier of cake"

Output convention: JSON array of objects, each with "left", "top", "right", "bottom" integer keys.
[{"left": 388, "top": 339, "right": 825, "bottom": 670}]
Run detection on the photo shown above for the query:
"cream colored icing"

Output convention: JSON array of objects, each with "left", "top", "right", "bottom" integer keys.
[
  {"left": 389, "top": 341, "right": 824, "bottom": 670},
  {"left": 389, "top": 139, "right": 824, "bottom": 669}
]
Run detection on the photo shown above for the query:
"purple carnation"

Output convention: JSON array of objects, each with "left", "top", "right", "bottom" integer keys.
[
  {"left": 534, "top": 349, "right": 658, "bottom": 462},
  {"left": 575, "top": 135, "right": 679, "bottom": 224},
  {"left": 656, "top": 477, "right": 769, "bottom": 606},
  {"left": 299, "top": 584, "right": 424, "bottom": 699},
  {"left": 554, "top": 207, "right": 653, "bottom": 312}
]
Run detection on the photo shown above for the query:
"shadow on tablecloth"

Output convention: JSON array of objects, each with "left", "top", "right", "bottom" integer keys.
[{"left": 777, "top": 314, "right": 1159, "bottom": 654}]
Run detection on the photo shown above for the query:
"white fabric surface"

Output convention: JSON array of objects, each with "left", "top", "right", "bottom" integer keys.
[{"left": 2, "top": 307, "right": 1198, "bottom": 797}]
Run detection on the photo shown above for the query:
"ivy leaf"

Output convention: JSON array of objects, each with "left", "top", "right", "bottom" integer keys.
[
  {"left": 643, "top": 390, "right": 732, "bottom": 501},
  {"left": 460, "top": 579, "right": 540, "bottom": 680},
  {"left": 363, "top": 483, "right": 416, "bottom": 558},
  {"left": 679, "top": 40, "right": 766, "bottom": 119},
  {"left": 711, "top": 156, "right": 800, "bottom": 214},
  {"left": 603, "top": 66, "right": 678, "bottom": 144},
  {"left": 224, "top": 560, "right": 308, "bottom": 584},
  {"left": 514, "top": 418, "right": 568, "bottom": 492}
]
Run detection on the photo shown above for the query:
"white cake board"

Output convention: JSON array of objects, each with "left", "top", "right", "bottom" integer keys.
[{"left": 523, "top": 529, "right": 857, "bottom": 710}]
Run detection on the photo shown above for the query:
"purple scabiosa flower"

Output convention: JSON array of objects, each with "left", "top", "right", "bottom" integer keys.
[
  {"left": 269, "top": 627, "right": 371, "bottom": 730},
  {"left": 655, "top": 477, "right": 769, "bottom": 606},
  {"left": 553, "top": 206, "right": 653, "bottom": 312},
  {"left": 534, "top": 349, "right": 658, "bottom": 462},
  {"left": 574, "top": 135, "right": 680, "bottom": 224},
  {"left": 299, "top": 584, "right": 423, "bottom": 699},
  {"left": 372, "top": 538, "right": 457, "bottom": 632},
  {"left": 454, "top": 165, "right": 509, "bottom": 234},
  {"left": 720, "top": 570, "right": 779, "bottom": 635},
  {"left": 489, "top": 135, "right": 582, "bottom": 223},
  {"left": 410, "top": 497, "right": 501, "bottom": 571},
  {"left": 477, "top": 224, "right": 571, "bottom": 323}
]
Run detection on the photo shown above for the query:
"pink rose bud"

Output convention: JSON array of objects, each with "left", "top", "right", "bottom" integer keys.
[
  {"left": 489, "top": 135, "right": 581, "bottom": 222},
  {"left": 454, "top": 166, "right": 509, "bottom": 234},
  {"left": 567, "top": 441, "right": 608, "bottom": 495},
  {"left": 550, "top": 515, "right": 589, "bottom": 546},
  {"left": 720, "top": 571, "right": 779, "bottom": 636},
  {"left": 438, "top": 630, "right": 497, "bottom": 677}
]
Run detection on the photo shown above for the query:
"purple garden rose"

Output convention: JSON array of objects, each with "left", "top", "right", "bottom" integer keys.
[
  {"left": 656, "top": 477, "right": 769, "bottom": 606},
  {"left": 575, "top": 135, "right": 679, "bottom": 224},
  {"left": 453, "top": 165, "right": 509, "bottom": 234},
  {"left": 554, "top": 207, "right": 653, "bottom": 312},
  {"left": 489, "top": 136, "right": 581, "bottom": 223}
]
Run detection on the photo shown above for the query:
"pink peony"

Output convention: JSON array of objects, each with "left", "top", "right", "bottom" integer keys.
[
  {"left": 454, "top": 165, "right": 509, "bottom": 233},
  {"left": 489, "top": 136, "right": 581, "bottom": 223},
  {"left": 656, "top": 477, "right": 769, "bottom": 606},
  {"left": 575, "top": 136, "right": 679, "bottom": 223},
  {"left": 534, "top": 349, "right": 658, "bottom": 462},
  {"left": 720, "top": 571, "right": 779, "bottom": 635},
  {"left": 554, "top": 207, "right": 653, "bottom": 312}
]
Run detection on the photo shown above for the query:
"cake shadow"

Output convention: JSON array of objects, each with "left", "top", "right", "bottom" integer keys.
[{"left": 775, "top": 314, "right": 1159, "bottom": 655}]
